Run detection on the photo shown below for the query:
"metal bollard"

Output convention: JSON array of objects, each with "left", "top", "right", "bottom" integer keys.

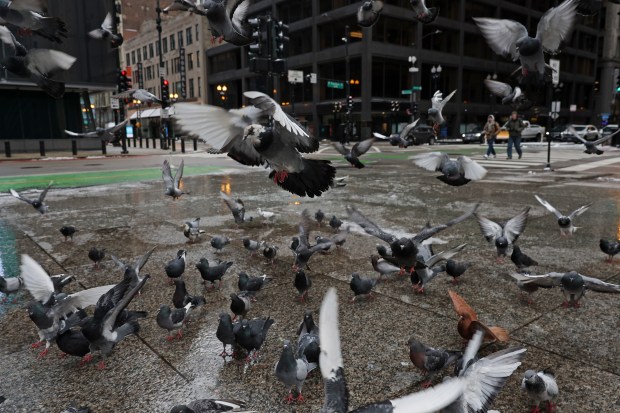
[
  {"left": 39, "top": 140, "right": 45, "bottom": 157},
  {"left": 139, "top": 137, "right": 143, "bottom": 148},
  {"left": 71, "top": 140, "right": 77, "bottom": 156},
  {"left": 133, "top": 136, "right": 137, "bottom": 147},
  {"left": 172, "top": 138, "right": 176, "bottom": 152},
  {"left": 153, "top": 137, "right": 158, "bottom": 149},
  {"left": 181, "top": 139, "right": 185, "bottom": 153},
  {"left": 101, "top": 140, "right": 107, "bottom": 155},
  {"left": 193, "top": 138, "right": 197, "bottom": 151},
  {"left": 4, "top": 141, "right": 11, "bottom": 158}
]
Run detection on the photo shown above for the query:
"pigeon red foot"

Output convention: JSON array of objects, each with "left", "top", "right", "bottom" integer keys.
[
  {"left": 79, "top": 354, "right": 93, "bottom": 366},
  {"left": 31, "top": 341, "right": 44, "bottom": 349},
  {"left": 529, "top": 406, "right": 542, "bottom": 413},
  {"left": 421, "top": 380, "right": 433, "bottom": 388},
  {"left": 97, "top": 360, "right": 106, "bottom": 370},
  {"left": 37, "top": 348, "right": 49, "bottom": 359},
  {"left": 546, "top": 401, "right": 557, "bottom": 412}
]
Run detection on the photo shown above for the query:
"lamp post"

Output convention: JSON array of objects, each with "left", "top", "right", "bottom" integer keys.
[
  {"left": 216, "top": 84, "right": 228, "bottom": 108},
  {"left": 332, "top": 101, "right": 342, "bottom": 140},
  {"left": 431, "top": 65, "right": 442, "bottom": 94},
  {"left": 486, "top": 73, "right": 497, "bottom": 115},
  {"left": 342, "top": 25, "right": 350, "bottom": 144},
  {"left": 133, "top": 99, "right": 142, "bottom": 146}
]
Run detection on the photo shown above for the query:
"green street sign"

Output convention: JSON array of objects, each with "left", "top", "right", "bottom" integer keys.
[
  {"left": 402, "top": 87, "right": 423, "bottom": 95},
  {"left": 412, "top": 86, "right": 422, "bottom": 91},
  {"left": 401, "top": 89, "right": 412, "bottom": 95},
  {"left": 327, "top": 80, "right": 344, "bottom": 89}
]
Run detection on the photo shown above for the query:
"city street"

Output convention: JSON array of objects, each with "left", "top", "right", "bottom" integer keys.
[{"left": 0, "top": 142, "right": 619, "bottom": 412}]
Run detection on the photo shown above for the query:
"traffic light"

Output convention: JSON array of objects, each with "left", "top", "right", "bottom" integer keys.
[
  {"left": 161, "top": 79, "right": 170, "bottom": 107},
  {"left": 248, "top": 16, "right": 270, "bottom": 74},
  {"left": 273, "top": 21, "right": 289, "bottom": 59},
  {"left": 123, "top": 68, "right": 132, "bottom": 90},
  {"left": 346, "top": 95, "right": 353, "bottom": 111},
  {"left": 390, "top": 101, "right": 400, "bottom": 112},
  {"left": 117, "top": 69, "right": 132, "bottom": 92}
]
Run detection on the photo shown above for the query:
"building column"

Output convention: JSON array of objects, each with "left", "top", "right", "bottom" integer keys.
[
  {"left": 360, "top": 26, "right": 372, "bottom": 139},
  {"left": 596, "top": 2, "right": 620, "bottom": 122}
]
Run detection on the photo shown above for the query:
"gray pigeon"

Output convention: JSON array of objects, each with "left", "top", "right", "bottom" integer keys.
[
  {"left": 157, "top": 303, "right": 193, "bottom": 341},
  {"left": 445, "top": 259, "right": 470, "bottom": 284},
  {"left": 508, "top": 272, "right": 554, "bottom": 305},
  {"left": 88, "top": 12, "right": 123, "bottom": 47},
  {"left": 293, "top": 210, "right": 332, "bottom": 271},
  {"left": 211, "top": 235, "right": 231, "bottom": 252},
  {"left": 484, "top": 79, "right": 524, "bottom": 105},
  {"left": 408, "top": 337, "right": 461, "bottom": 387},
  {"left": 9, "top": 181, "right": 52, "bottom": 214},
  {"left": 357, "top": 1, "right": 384, "bottom": 27},
  {"left": 534, "top": 194, "right": 591, "bottom": 235},
  {"left": 332, "top": 138, "right": 375, "bottom": 169},
  {"left": 371, "top": 255, "right": 400, "bottom": 279},
  {"left": 183, "top": 217, "right": 205, "bottom": 242},
  {"left": 165, "top": 250, "right": 187, "bottom": 282},
  {"left": 412, "top": 152, "right": 487, "bottom": 186},
  {"left": 411, "top": 243, "right": 467, "bottom": 293},
  {"left": 475, "top": 207, "right": 530, "bottom": 258},
  {"left": 410, "top": 0, "right": 439, "bottom": 24},
  {"left": 474, "top": 0, "right": 578, "bottom": 83},
  {"left": 0, "top": 1, "right": 67, "bottom": 42},
  {"left": 169, "top": 399, "right": 253, "bottom": 413},
  {"left": 293, "top": 269, "right": 312, "bottom": 302},
  {"left": 0, "top": 26, "right": 75, "bottom": 98},
  {"left": 242, "top": 238, "right": 264, "bottom": 255},
  {"left": 112, "top": 88, "right": 162, "bottom": 103},
  {"left": 510, "top": 245, "right": 538, "bottom": 271},
  {"left": 196, "top": 258, "right": 233, "bottom": 290},
  {"left": 373, "top": 119, "right": 420, "bottom": 148},
  {"left": 216, "top": 312, "right": 237, "bottom": 358},
  {"left": 296, "top": 311, "right": 320, "bottom": 365},
  {"left": 428, "top": 90, "right": 456, "bottom": 127},
  {"left": 163, "top": 0, "right": 208, "bottom": 16},
  {"left": 110, "top": 246, "right": 157, "bottom": 291},
  {"left": 174, "top": 92, "right": 335, "bottom": 197},
  {"left": 65, "top": 119, "right": 129, "bottom": 140},
  {"left": 274, "top": 340, "right": 316, "bottom": 403},
  {"left": 162, "top": 159, "right": 185, "bottom": 199},
  {"left": 600, "top": 238, "right": 620, "bottom": 263},
  {"left": 520, "top": 270, "right": 620, "bottom": 308},
  {"left": 233, "top": 316, "right": 274, "bottom": 363},
  {"left": 203, "top": 0, "right": 252, "bottom": 46},
  {"left": 221, "top": 191, "right": 249, "bottom": 224},
  {"left": 349, "top": 272, "right": 378, "bottom": 302},
  {"left": 521, "top": 369, "right": 559, "bottom": 413},
  {"left": 229, "top": 292, "right": 251, "bottom": 321}
]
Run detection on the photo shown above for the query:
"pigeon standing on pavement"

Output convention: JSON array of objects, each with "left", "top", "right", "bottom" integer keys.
[
  {"left": 410, "top": 244, "right": 467, "bottom": 293},
  {"left": 162, "top": 159, "right": 185, "bottom": 200},
  {"left": 172, "top": 279, "right": 206, "bottom": 309},
  {"left": 293, "top": 269, "right": 312, "bottom": 302},
  {"left": 262, "top": 245, "right": 278, "bottom": 264},
  {"left": 475, "top": 207, "right": 530, "bottom": 258},
  {"left": 88, "top": 247, "right": 106, "bottom": 270},
  {"left": 428, "top": 90, "right": 457, "bottom": 127},
  {"left": 216, "top": 312, "right": 237, "bottom": 358},
  {"left": 183, "top": 217, "right": 205, "bottom": 243},
  {"left": 315, "top": 210, "right": 325, "bottom": 226},
  {"left": 0, "top": 27, "right": 75, "bottom": 98},
  {"left": 9, "top": 182, "right": 52, "bottom": 214},
  {"left": 349, "top": 272, "right": 378, "bottom": 302},
  {"left": 357, "top": 1, "right": 384, "bottom": 27},
  {"left": 410, "top": 0, "right": 440, "bottom": 24},
  {"left": 412, "top": 152, "right": 488, "bottom": 186},
  {"left": 233, "top": 317, "right": 275, "bottom": 363},
  {"left": 474, "top": 0, "right": 579, "bottom": 84},
  {"left": 408, "top": 337, "right": 461, "bottom": 387},
  {"left": 445, "top": 259, "right": 471, "bottom": 284},
  {"left": 88, "top": 12, "right": 123, "bottom": 47},
  {"left": 165, "top": 250, "right": 187, "bottom": 282},
  {"left": 242, "top": 238, "right": 264, "bottom": 256},
  {"left": 110, "top": 246, "right": 156, "bottom": 291},
  {"left": 600, "top": 238, "right": 620, "bottom": 263},
  {"left": 534, "top": 194, "right": 592, "bottom": 236},
  {"left": 221, "top": 192, "right": 250, "bottom": 224},
  {"left": 257, "top": 208, "right": 276, "bottom": 220},
  {"left": 275, "top": 340, "right": 316, "bottom": 403},
  {"left": 196, "top": 258, "right": 233, "bottom": 290},
  {"left": 59, "top": 226, "right": 77, "bottom": 242},
  {"left": 157, "top": 303, "right": 194, "bottom": 341},
  {"left": 202, "top": 0, "right": 252, "bottom": 46},
  {"left": 329, "top": 215, "right": 343, "bottom": 231},
  {"left": 229, "top": 293, "right": 251, "bottom": 321},
  {"left": 511, "top": 245, "right": 539, "bottom": 271},
  {"left": 448, "top": 290, "right": 510, "bottom": 342},
  {"left": 296, "top": 311, "right": 320, "bottom": 365},
  {"left": 521, "top": 369, "right": 559, "bottom": 413},
  {"left": 211, "top": 235, "right": 231, "bottom": 252},
  {"left": 332, "top": 138, "right": 375, "bottom": 168},
  {"left": 237, "top": 272, "right": 270, "bottom": 298},
  {"left": 65, "top": 119, "right": 129, "bottom": 141},
  {"left": 0, "top": 2, "right": 67, "bottom": 43}
]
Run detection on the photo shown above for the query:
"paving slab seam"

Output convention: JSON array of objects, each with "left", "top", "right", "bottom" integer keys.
[{"left": 133, "top": 332, "right": 191, "bottom": 383}]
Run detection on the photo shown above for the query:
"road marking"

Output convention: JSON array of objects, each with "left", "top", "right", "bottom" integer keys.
[{"left": 557, "top": 157, "right": 620, "bottom": 172}]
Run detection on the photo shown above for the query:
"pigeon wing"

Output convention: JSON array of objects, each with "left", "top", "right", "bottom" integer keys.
[
  {"left": 473, "top": 17, "right": 528, "bottom": 61},
  {"left": 412, "top": 152, "right": 450, "bottom": 172},
  {"left": 173, "top": 159, "right": 184, "bottom": 188},
  {"left": 346, "top": 205, "right": 398, "bottom": 244},
  {"left": 448, "top": 290, "right": 477, "bottom": 320},
  {"left": 55, "top": 284, "right": 117, "bottom": 319},
  {"left": 162, "top": 160, "right": 174, "bottom": 190},
  {"left": 503, "top": 207, "right": 530, "bottom": 244},
  {"left": 534, "top": 195, "right": 563, "bottom": 219},
  {"left": 101, "top": 12, "right": 114, "bottom": 31},
  {"left": 351, "top": 138, "right": 375, "bottom": 157},
  {"left": 243, "top": 91, "right": 310, "bottom": 138},
  {"left": 109, "top": 253, "right": 128, "bottom": 271},
  {"left": 413, "top": 204, "right": 479, "bottom": 243},
  {"left": 483, "top": 79, "right": 513, "bottom": 98},
  {"left": 457, "top": 156, "right": 487, "bottom": 181},
  {"left": 220, "top": 191, "right": 243, "bottom": 215},
  {"left": 581, "top": 275, "right": 620, "bottom": 293},
  {"left": 230, "top": 0, "right": 251, "bottom": 34},
  {"left": 332, "top": 142, "right": 348, "bottom": 156},
  {"left": 106, "top": 118, "right": 130, "bottom": 134},
  {"left": 25, "top": 49, "right": 76, "bottom": 76},
  {"left": 377, "top": 379, "right": 464, "bottom": 413},
  {"left": 398, "top": 118, "right": 420, "bottom": 141},
  {"left": 10, "top": 189, "right": 33, "bottom": 205},
  {"left": 38, "top": 181, "right": 52, "bottom": 202},
  {"left": 567, "top": 202, "right": 591, "bottom": 220},
  {"left": 134, "top": 246, "right": 157, "bottom": 272},
  {"left": 475, "top": 213, "right": 503, "bottom": 243},
  {"left": 64, "top": 130, "right": 96, "bottom": 138},
  {"left": 519, "top": 272, "right": 564, "bottom": 287},
  {"left": 103, "top": 275, "right": 150, "bottom": 335},
  {"left": 436, "top": 89, "right": 456, "bottom": 112},
  {"left": 536, "top": 0, "right": 578, "bottom": 54},
  {"left": 20, "top": 254, "right": 54, "bottom": 302}
]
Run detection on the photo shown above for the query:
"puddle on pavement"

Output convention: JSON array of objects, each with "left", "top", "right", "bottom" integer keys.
[{"left": 0, "top": 221, "right": 20, "bottom": 314}]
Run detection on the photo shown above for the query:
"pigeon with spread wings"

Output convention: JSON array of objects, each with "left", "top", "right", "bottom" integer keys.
[
  {"left": 10, "top": 181, "right": 52, "bottom": 214},
  {"left": 175, "top": 91, "right": 335, "bottom": 197},
  {"left": 220, "top": 191, "right": 250, "bottom": 224},
  {"left": 566, "top": 125, "right": 620, "bottom": 155},
  {"left": 448, "top": 290, "right": 510, "bottom": 343},
  {"left": 88, "top": 12, "right": 123, "bottom": 47},
  {"left": 475, "top": 207, "right": 530, "bottom": 258},
  {"left": 162, "top": 159, "right": 185, "bottom": 199},
  {"left": 332, "top": 138, "right": 375, "bottom": 169},
  {"left": 373, "top": 119, "right": 420, "bottom": 148},
  {"left": 412, "top": 152, "right": 487, "bottom": 186},
  {"left": 534, "top": 194, "right": 591, "bottom": 235},
  {"left": 65, "top": 119, "right": 129, "bottom": 140},
  {"left": 0, "top": 0, "right": 67, "bottom": 43},
  {"left": 428, "top": 90, "right": 456, "bottom": 127}
]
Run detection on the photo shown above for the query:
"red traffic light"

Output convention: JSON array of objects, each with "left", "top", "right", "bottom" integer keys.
[
  {"left": 121, "top": 70, "right": 127, "bottom": 76},
  {"left": 163, "top": 79, "right": 169, "bottom": 86}
]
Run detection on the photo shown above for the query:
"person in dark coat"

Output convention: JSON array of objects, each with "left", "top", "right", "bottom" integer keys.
[{"left": 503, "top": 111, "right": 524, "bottom": 159}]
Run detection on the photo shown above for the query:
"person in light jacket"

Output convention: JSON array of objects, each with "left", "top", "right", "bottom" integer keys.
[
  {"left": 483, "top": 114, "right": 500, "bottom": 158},
  {"left": 503, "top": 111, "right": 524, "bottom": 159}
]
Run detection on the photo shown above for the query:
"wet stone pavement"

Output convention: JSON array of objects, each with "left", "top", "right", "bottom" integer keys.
[{"left": 0, "top": 152, "right": 619, "bottom": 413}]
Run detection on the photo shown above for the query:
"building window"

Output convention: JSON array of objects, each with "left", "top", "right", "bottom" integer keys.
[
  {"left": 170, "top": 35, "right": 175, "bottom": 50},
  {"left": 196, "top": 51, "right": 200, "bottom": 68},
  {"left": 156, "top": 40, "right": 160, "bottom": 56},
  {"left": 186, "top": 27, "right": 192, "bottom": 45},
  {"left": 178, "top": 31, "right": 183, "bottom": 47},
  {"left": 187, "top": 53, "right": 194, "bottom": 70},
  {"left": 131, "top": 50, "right": 136, "bottom": 64},
  {"left": 149, "top": 43, "right": 154, "bottom": 58},
  {"left": 195, "top": 24, "right": 199, "bottom": 38},
  {"left": 142, "top": 46, "right": 147, "bottom": 61},
  {"left": 125, "top": 53, "right": 130, "bottom": 65},
  {"left": 137, "top": 50, "right": 141, "bottom": 63},
  {"left": 163, "top": 37, "right": 168, "bottom": 53},
  {"left": 198, "top": 77, "right": 201, "bottom": 97},
  {"left": 189, "top": 78, "right": 195, "bottom": 98}
]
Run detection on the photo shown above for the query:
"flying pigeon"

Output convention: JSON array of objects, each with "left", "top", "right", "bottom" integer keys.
[
  {"left": 292, "top": 210, "right": 332, "bottom": 271},
  {"left": 211, "top": 235, "right": 231, "bottom": 252},
  {"left": 0, "top": 26, "right": 75, "bottom": 98},
  {"left": 412, "top": 152, "right": 488, "bottom": 186},
  {"left": 203, "top": 0, "right": 252, "bottom": 46},
  {"left": 81, "top": 276, "right": 150, "bottom": 369},
  {"left": 196, "top": 258, "right": 233, "bottom": 290},
  {"left": 172, "top": 279, "right": 206, "bottom": 309},
  {"left": 371, "top": 255, "right": 400, "bottom": 279},
  {"left": 600, "top": 238, "right": 620, "bottom": 263},
  {"left": 162, "top": 159, "right": 185, "bottom": 199},
  {"left": 408, "top": 337, "right": 461, "bottom": 387},
  {"left": 88, "top": 247, "right": 106, "bottom": 270},
  {"left": 484, "top": 79, "right": 525, "bottom": 105},
  {"left": 275, "top": 339, "right": 317, "bottom": 403},
  {"left": 428, "top": 90, "right": 457, "bottom": 127},
  {"left": 534, "top": 194, "right": 591, "bottom": 235},
  {"left": 410, "top": 0, "right": 439, "bottom": 24},
  {"left": 293, "top": 269, "right": 312, "bottom": 302},
  {"left": 508, "top": 272, "right": 554, "bottom": 304},
  {"left": 233, "top": 316, "right": 274, "bottom": 363},
  {"left": 163, "top": 0, "right": 208, "bottom": 16},
  {"left": 567, "top": 126, "right": 620, "bottom": 155},
  {"left": 216, "top": 312, "right": 237, "bottom": 358},
  {"left": 9, "top": 181, "right": 52, "bottom": 214},
  {"left": 315, "top": 209, "right": 325, "bottom": 226},
  {"left": 183, "top": 217, "right": 205, "bottom": 243},
  {"left": 373, "top": 118, "right": 420, "bottom": 148},
  {"left": 165, "top": 250, "right": 187, "bottom": 282},
  {"left": 88, "top": 12, "right": 123, "bottom": 47},
  {"left": 332, "top": 138, "right": 375, "bottom": 169},
  {"left": 174, "top": 92, "right": 336, "bottom": 197},
  {"left": 510, "top": 245, "right": 538, "bottom": 271},
  {"left": 448, "top": 290, "right": 510, "bottom": 343},
  {"left": 0, "top": 1, "right": 67, "bottom": 42},
  {"left": 349, "top": 272, "right": 378, "bottom": 302},
  {"left": 521, "top": 369, "right": 559, "bottom": 413},
  {"left": 65, "top": 120, "right": 129, "bottom": 141},
  {"left": 445, "top": 259, "right": 470, "bottom": 284},
  {"left": 112, "top": 88, "right": 162, "bottom": 103},
  {"left": 229, "top": 292, "right": 251, "bottom": 321},
  {"left": 221, "top": 191, "right": 250, "bottom": 224},
  {"left": 474, "top": 0, "right": 579, "bottom": 83},
  {"left": 59, "top": 226, "right": 77, "bottom": 242},
  {"left": 157, "top": 303, "right": 194, "bottom": 341},
  {"left": 356, "top": 0, "right": 384, "bottom": 27},
  {"left": 169, "top": 399, "right": 253, "bottom": 413},
  {"left": 475, "top": 207, "right": 530, "bottom": 258},
  {"left": 520, "top": 271, "right": 620, "bottom": 308},
  {"left": 110, "top": 246, "right": 156, "bottom": 291},
  {"left": 262, "top": 245, "right": 278, "bottom": 264},
  {"left": 411, "top": 243, "right": 467, "bottom": 293}
]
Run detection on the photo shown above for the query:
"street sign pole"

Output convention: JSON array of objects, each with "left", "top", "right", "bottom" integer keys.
[{"left": 545, "top": 60, "right": 561, "bottom": 171}]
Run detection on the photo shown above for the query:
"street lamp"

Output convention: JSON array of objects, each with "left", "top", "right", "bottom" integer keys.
[
  {"left": 216, "top": 84, "right": 228, "bottom": 107},
  {"left": 333, "top": 101, "right": 343, "bottom": 140},
  {"left": 431, "top": 65, "right": 442, "bottom": 93},
  {"left": 342, "top": 25, "right": 351, "bottom": 144}
]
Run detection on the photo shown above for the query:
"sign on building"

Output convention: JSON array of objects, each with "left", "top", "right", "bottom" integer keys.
[{"left": 178, "top": 47, "right": 187, "bottom": 99}]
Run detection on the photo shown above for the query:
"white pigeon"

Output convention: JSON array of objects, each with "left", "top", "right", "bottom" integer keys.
[
  {"left": 412, "top": 152, "right": 487, "bottom": 186},
  {"left": 428, "top": 89, "right": 456, "bottom": 126},
  {"left": 257, "top": 208, "right": 276, "bottom": 219},
  {"left": 521, "top": 369, "right": 559, "bottom": 413}
]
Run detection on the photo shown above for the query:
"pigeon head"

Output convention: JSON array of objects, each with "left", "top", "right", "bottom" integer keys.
[
  {"left": 523, "top": 370, "right": 545, "bottom": 392},
  {"left": 177, "top": 249, "right": 187, "bottom": 259},
  {"left": 362, "top": 1, "right": 373, "bottom": 10},
  {"left": 407, "top": 337, "right": 425, "bottom": 352},
  {"left": 158, "top": 305, "right": 171, "bottom": 317},
  {"left": 219, "top": 312, "right": 231, "bottom": 323},
  {"left": 495, "top": 237, "right": 509, "bottom": 254},
  {"left": 561, "top": 271, "right": 584, "bottom": 290},
  {"left": 243, "top": 124, "right": 266, "bottom": 146},
  {"left": 515, "top": 37, "right": 540, "bottom": 56},
  {"left": 442, "top": 162, "right": 460, "bottom": 179},
  {"left": 557, "top": 217, "right": 571, "bottom": 228},
  {"left": 110, "top": 34, "right": 124, "bottom": 48},
  {"left": 351, "top": 272, "right": 361, "bottom": 280}
]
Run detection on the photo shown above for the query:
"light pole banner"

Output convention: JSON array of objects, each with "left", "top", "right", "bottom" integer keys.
[{"left": 549, "top": 59, "right": 560, "bottom": 86}]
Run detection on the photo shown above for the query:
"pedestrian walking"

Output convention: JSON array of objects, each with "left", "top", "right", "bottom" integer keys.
[
  {"left": 503, "top": 111, "right": 524, "bottom": 159},
  {"left": 483, "top": 114, "right": 500, "bottom": 158}
]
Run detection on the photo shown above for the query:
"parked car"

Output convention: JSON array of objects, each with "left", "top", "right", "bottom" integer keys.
[
  {"left": 601, "top": 124, "right": 619, "bottom": 138},
  {"left": 560, "top": 124, "right": 600, "bottom": 142},
  {"left": 461, "top": 126, "right": 484, "bottom": 144},
  {"left": 496, "top": 121, "right": 545, "bottom": 142},
  {"left": 545, "top": 124, "right": 567, "bottom": 141},
  {"left": 405, "top": 124, "right": 436, "bottom": 145}
]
